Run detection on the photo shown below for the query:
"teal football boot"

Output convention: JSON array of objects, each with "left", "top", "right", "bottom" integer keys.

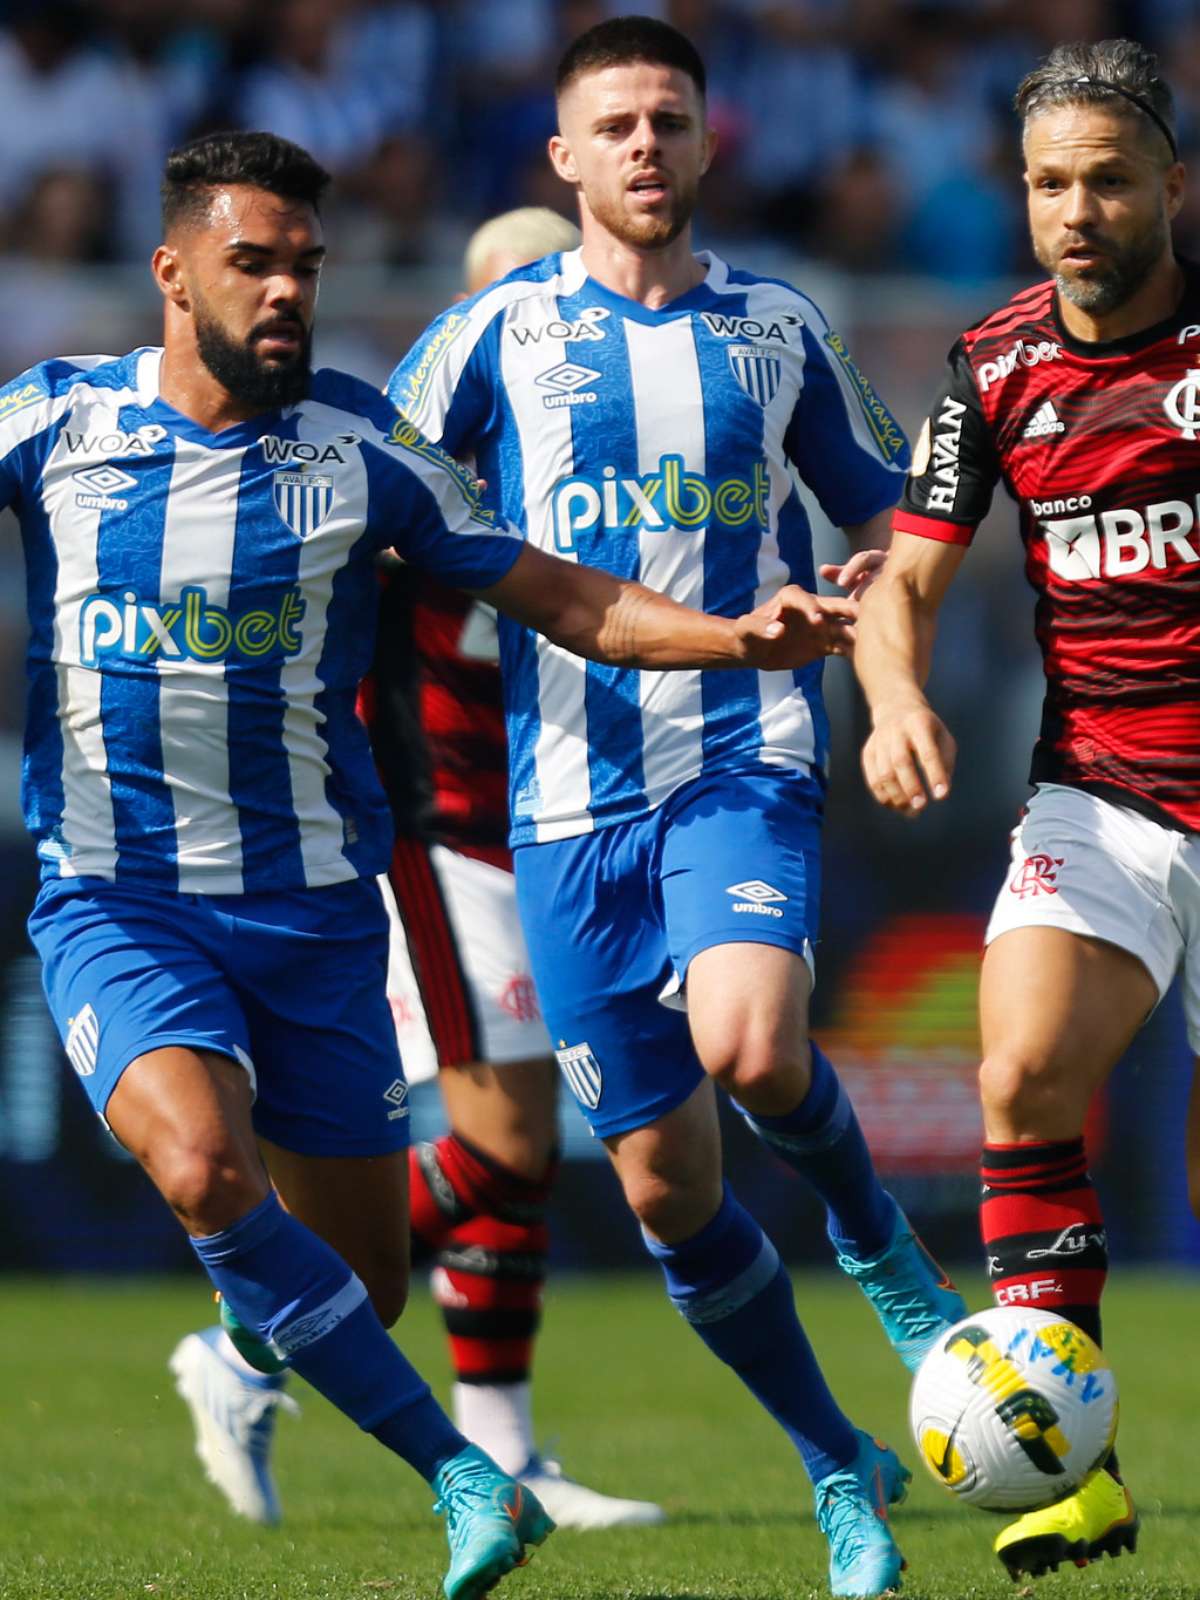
[
  {"left": 836, "top": 1205, "right": 967, "bottom": 1372},
  {"left": 816, "top": 1430, "right": 911, "bottom": 1598},
  {"left": 433, "top": 1444, "right": 555, "bottom": 1600}
]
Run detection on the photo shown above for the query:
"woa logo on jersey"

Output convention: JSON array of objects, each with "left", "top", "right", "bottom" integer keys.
[
  {"left": 551, "top": 454, "right": 770, "bottom": 550},
  {"left": 80, "top": 586, "right": 306, "bottom": 667}
]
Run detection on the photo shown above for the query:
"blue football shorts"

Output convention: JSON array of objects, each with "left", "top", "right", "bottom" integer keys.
[
  {"left": 514, "top": 765, "right": 823, "bottom": 1140},
  {"left": 27, "top": 875, "right": 410, "bottom": 1156}
]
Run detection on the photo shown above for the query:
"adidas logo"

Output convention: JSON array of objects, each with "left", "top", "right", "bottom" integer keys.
[{"left": 1022, "top": 400, "right": 1065, "bottom": 439}]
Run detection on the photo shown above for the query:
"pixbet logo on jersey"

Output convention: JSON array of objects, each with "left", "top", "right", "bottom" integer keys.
[
  {"left": 79, "top": 585, "right": 306, "bottom": 666},
  {"left": 976, "top": 338, "right": 1061, "bottom": 392},
  {"left": 551, "top": 455, "right": 770, "bottom": 549},
  {"left": 1040, "top": 495, "right": 1200, "bottom": 580}
]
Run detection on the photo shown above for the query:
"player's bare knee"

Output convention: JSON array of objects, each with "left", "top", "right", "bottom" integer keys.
[
  {"left": 978, "top": 1050, "right": 1081, "bottom": 1139},
  {"left": 713, "top": 1037, "right": 810, "bottom": 1116},
  {"left": 156, "top": 1144, "right": 268, "bottom": 1233},
  {"left": 622, "top": 1168, "right": 702, "bottom": 1241}
]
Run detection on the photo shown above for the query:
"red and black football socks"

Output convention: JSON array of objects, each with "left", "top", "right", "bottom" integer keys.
[
  {"left": 980, "top": 1137, "right": 1107, "bottom": 1347},
  {"left": 409, "top": 1134, "right": 553, "bottom": 1392}
]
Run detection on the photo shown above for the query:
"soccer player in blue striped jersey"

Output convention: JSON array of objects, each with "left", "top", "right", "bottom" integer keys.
[
  {"left": 388, "top": 19, "right": 967, "bottom": 1597},
  {"left": 8, "top": 130, "right": 853, "bottom": 1599}
]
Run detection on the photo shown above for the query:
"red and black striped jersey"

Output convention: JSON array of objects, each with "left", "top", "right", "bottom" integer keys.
[
  {"left": 897, "top": 262, "right": 1200, "bottom": 832},
  {"left": 362, "top": 563, "right": 510, "bottom": 866}
]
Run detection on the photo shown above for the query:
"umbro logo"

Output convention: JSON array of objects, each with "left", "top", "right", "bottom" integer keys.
[
  {"left": 726, "top": 880, "right": 788, "bottom": 918},
  {"left": 73, "top": 464, "right": 137, "bottom": 511},
  {"left": 536, "top": 362, "right": 600, "bottom": 411},
  {"left": 1022, "top": 400, "right": 1065, "bottom": 439},
  {"left": 383, "top": 1078, "right": 410, "bottom": 1121}
]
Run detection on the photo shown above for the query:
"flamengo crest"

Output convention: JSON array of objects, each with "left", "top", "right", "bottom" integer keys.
[{"left": 1164, "top": 369, "right": 1200, "bottom": 440}]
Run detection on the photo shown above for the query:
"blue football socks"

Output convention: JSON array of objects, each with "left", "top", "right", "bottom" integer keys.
[
  {"left": 643, "top": 1183, "right": 857, "bottom": 1483},
  {"left": 741, "top": 1043, "right": 897, "bottom": 1257},
  {"left": 190, "top": 1191, "right": 465, "bottom": 1483}
]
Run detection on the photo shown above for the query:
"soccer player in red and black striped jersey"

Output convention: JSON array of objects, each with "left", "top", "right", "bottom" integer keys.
[
  {"left": 855, "top": 38, "right": 1197, "bottom": 1582},
  {"left": 369, "top": 207, "right": 664, "bottom": 1531}
]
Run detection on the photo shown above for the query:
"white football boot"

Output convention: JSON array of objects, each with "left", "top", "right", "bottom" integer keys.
[
  {"left": 516, "top": 1455, "right": 666, "bottom": 1530},
  {"left": 169, "top": 1327, "right": 298, "bottom": 1525}
]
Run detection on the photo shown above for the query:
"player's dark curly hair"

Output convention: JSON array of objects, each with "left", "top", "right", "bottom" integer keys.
[
  {"left": 161, "top": 131, "right": 332, "bottom": 233},
  {"left": 1014, "top": 39, "right": 1177, "bottom": 164},
  {"left": 556, "top": 14, "right": 706, "bottom": 100}
]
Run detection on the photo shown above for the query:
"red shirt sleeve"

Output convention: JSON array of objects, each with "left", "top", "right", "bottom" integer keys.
[{"left": 897, "top": 337, "right": 1000, "bottom": 547}]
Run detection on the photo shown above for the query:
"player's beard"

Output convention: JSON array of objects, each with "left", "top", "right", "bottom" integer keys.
[
  {"left": 194, "top": 302, "right": 312, "bottom": 411},
  {"left": 1040, "top": 212, "right": 1169, "bottom": 318},
  {"left": 585, "top": 174, "right": 698, "bottom": 251}
]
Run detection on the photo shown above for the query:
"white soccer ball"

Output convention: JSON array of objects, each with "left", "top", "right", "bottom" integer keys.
[{"left": 909, "top": 1306, "right": 1118, "bottom": 1512}]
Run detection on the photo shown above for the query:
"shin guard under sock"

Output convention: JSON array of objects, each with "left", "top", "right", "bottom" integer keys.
[
  {"left": 643, "top": 1184, "right": 857, "bottom": 1483},
  {"left": 191, "top": 1192, "right": 464, "bottom": 1482}
]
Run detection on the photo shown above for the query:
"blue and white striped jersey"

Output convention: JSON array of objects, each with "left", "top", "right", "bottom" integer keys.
[
  {"left": 388, "top": 249, "right": 909, "bottom": 845},
  {"left": 5, "top": 347, "right": 521, "bottom": 892}
]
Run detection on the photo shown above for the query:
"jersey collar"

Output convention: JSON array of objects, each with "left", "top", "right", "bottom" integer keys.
[
  {"left": 575, "top": 250, "right": 722, "bottom": 324},
  {"left": 1051, "top": 256, "right": 1200, "bottom": 358},
  {"left": 137, "top": 344, "right": 294, "bottom": 446}
]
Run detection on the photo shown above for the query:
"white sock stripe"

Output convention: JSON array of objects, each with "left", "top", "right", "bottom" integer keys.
[
  {"left": 271, "top": 1273, "right": 368, "bottom": 1356},
  {"left": 674, "top": 1236, "right": 781, "bottom": 1326},
  {"left": 750, "top": 1079, "right": 852, "bottom": 1156}
]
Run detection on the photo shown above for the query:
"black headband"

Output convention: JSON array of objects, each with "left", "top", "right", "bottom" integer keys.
[{"left": 1071, "top": 74, "right": 1178, "bottom": 161}]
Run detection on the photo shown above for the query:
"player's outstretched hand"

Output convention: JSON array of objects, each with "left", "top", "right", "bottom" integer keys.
[
  {"left": 734, "top": 584, "right": 857, "bottom": 669},
  {"left": 818, "top": 548, "right": 887, "bottom": 602},
  {"left": 862, "top": 703, "right": 957, "bottom": 814}
]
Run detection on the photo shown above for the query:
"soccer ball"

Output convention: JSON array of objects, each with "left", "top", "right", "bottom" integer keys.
[{"left": 909, "top": 1306, "right": 1118, "bottom": 1512}]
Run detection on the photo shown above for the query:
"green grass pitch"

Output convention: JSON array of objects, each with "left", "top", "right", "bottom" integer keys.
[{"left": 2, "top": 1271, "right": 1198, "bottom": 1600}]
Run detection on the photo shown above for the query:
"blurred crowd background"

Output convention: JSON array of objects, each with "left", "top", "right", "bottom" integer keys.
[
  {"left": 0, "top": 0, "right": 1199, "bottom": 279},
  {"left": 0, "top": 0, "right": 1196, "bottom": 1275}
]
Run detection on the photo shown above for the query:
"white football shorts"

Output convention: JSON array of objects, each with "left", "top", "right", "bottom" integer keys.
[
  {"left": 986, "top": 782, "right": 1200, "bottom": 1049},
  {"left": 379, "top": 842, "right": 551, "bottom": 1082}
]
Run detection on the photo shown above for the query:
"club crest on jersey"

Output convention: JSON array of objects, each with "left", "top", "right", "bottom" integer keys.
[
  {"left": 727, "top": 344, "right": 782, "bottom": 406},
  {"left": 1164, "top": 369, "right": 1200, "bottom": 440},
  {"left": 555, "top": 1041, "right": 602, "bottom": 1109},
  {"left": 273, "top": 469, "right": 334, "bottom": 538}
]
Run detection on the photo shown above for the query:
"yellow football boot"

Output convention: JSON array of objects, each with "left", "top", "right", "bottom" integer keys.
[{"left": 994, "top": 1469, "right": 1138, "bottom": 1580}]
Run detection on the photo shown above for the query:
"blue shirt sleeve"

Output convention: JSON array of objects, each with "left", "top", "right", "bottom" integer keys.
[
  {"left": 0, "top": 364, "right": 58, "bottom": 512},
  {"left": 784, "top": 321, "right": 910, "bottom": 528},
  {"left": 385, "top": 301, "right": 500, "bottom": 457},
  {"left": 370, "top": 414, "right": 522, "bottom": 588}
]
